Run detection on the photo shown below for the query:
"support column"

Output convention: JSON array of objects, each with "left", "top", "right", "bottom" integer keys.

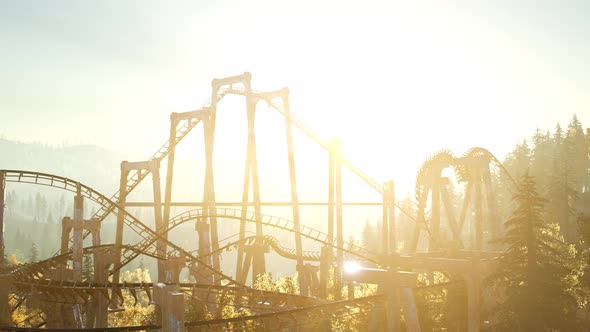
[
  {"left": 163, "top": 115, "right": 178, "bottom": 260},
  {"left": 247, "top": 94, "right": 265, "bottom": 282},
  {"left": 114, "top": 161, "right": 130, "bottom": 286},
  {"left": 198, "top": 112, "right": 214, "bottom": 284},
  {"left": 382, "top": 182, "right": 389, "bottom": 256},
  {"left": 466, "top": 257, "right": 481, "bottom": 332},
  {"left": 72, "top": 184, "right": 84, "bottom": 328},
  {"left": 203, "top": 95, "right": 220, "bottom": 284},
  {"left": 195, "top": 221, "right": 212, "bottom": 284},
  {"left": 154, "top": 283, "right": 185, "bottom": 332},
  {"left": 72, "top": 184, "right": 84, "bottom": 281},
  {"left": 473, "top": 170, "right": 483, "bottom": 251},
  {"left": 328, "top": 148, "right": 335, "bottom": 245},
  {"left": 149, "top": 160, "right": 167, "bottom": 282},
  {"left": 0, "top": 171, "right": 9, "bottom": 325},
  {"left": 387, "top": 181, "right": 396, "bottom": 254},
  {"left": 441, "top": 177, "right": 462, "bottom": 248},
  {"left": 326, "top": 148, "right": 335, "bottom": 297},
  {"left": 483, "top": 166, "right": 499, "bottom": 242},
  {"left": 430, "top": 177, "right": 441, "bottom": 252},
  {"left": 93, "top": 247, "right": 116, "bottom": 328},
  {"left": 319, "top": 246, "right": 330, "bottom": 299},
  {"left": 282, "top": 88, "right": 306, "bottom": 295},
  {"left": 334, "top": 138, "right": 343, "bottom": 300},
  {"left": 409, "top": 187, "right": 429, "bottom": 254},
  {"left": 459, "top": 182, "right": 473, "bottom": 240}
]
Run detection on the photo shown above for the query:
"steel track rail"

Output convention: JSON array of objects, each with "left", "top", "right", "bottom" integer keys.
[
  {"left": 1, "top": 170, "right": 242, "bottom": 287},
  {"left": 170, "top": 207, "right": 381, "bottom": 264}
]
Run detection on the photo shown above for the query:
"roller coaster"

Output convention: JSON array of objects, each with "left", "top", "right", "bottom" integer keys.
[{"left": 0, "top": 72, "right": 514, "bottom": 331}]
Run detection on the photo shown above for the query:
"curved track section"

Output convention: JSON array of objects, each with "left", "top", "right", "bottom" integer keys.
[
  {"left": 414, "top": 150, "right": 457, "bottom": 212},
  {"left": 411, "top": 147, "right": 516, "bottom": 249},
  {"left": 460, "top": 147, "right": 516, "bottom": 188},
  {"left": 170, "top": 208, "right": 381, "bottom": 264},
  {"left": 5, "top": 244, "right": 161, "bottom": 281},
  {"left": 200, "top": 235, "right": 321, "bottom": 262},
  {"left": 1, "top": 170, "right": 241, "bottom": 287}
]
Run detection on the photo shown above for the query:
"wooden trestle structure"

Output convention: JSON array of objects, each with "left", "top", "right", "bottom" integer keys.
[{"left": 0, "top": 72, "right": 513, "bottom": 331}]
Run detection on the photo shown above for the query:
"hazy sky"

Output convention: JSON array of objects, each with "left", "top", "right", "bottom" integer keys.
[{"left": 1, "top": 0, "right": 589, "bottom": 195}]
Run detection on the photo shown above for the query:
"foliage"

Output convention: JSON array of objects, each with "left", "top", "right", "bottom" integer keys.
[
  {"left": 486, "top": 174, "right": 578, "bottom": 331},
  {"left": 27, "top": 243, "right": 38, "bottom": 263},
  {"left": 82, "top": 254, "right": 93, "bottom": 282},
  {"left": 108, "top": 268, "right": 155, "bottom": 327}
]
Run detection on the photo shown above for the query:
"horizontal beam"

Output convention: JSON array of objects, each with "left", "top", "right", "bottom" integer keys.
[{"left": 124, "top": 201, "right": 383, "bottom": 207}]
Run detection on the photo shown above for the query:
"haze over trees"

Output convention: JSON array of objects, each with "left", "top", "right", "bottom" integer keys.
[{"left": 5, "top": 114, "right": 590, "bottom": 330}]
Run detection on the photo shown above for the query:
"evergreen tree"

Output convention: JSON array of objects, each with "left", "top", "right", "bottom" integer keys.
[
  {"left": 487, "top": 174, "right": 578, "bottom": 331},
  {"left": 565, "top": 114, "right": 588, "bottom": 193},
  {"left": 28, "top": 243, "right": 39, "bottom": 263},
  {"left": 82, "top": 255, "right": 93, "bottom": 282},
  {"left": 531, "top": 128, "right": 552, "bottom": 191},
  {"left": 548, "top": 122, "right": 579, "bottom": 242},
  {"left": 503, "top": 139, "right": 531, "bottom": 180},
  {"left": 361, "top": 219, "right": 379, "bottom": 254}
]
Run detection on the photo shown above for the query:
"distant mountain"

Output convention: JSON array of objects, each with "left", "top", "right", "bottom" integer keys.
[{"left": 0, "top": 139, "right": 123, "bottom": 194}]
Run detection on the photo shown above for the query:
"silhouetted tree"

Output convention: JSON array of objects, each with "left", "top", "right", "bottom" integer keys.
[
  {"left": 82, "top": 255, "right": 93, "bottom": 282},
  {"left": 487, "top": 174, "right": 578, "bottom": 331},
  {"left": 28, "top": 243, "right": 38, "bottom": 263}
]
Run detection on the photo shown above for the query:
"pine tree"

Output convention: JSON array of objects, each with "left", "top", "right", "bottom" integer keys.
[
  {"left": 28, "top": 243, "right": 39, "bottom": 263},
  {"left": 82, "top": 255, "right": 93, "bottom": 282},
  {"left": 548, "top": 122, "right": 579, "bottom": 242},
  {"left": 503, "top": 139, "right": 531, "bottom": 179},
  {"left": 531, "top": 128, "right": 552, "bottom": 192},
  {"left": 487, "top": 174, "right": 578, "bottom": 331},
  {"left": 565, "top": 114, "right": 588, "bottom": 193}
]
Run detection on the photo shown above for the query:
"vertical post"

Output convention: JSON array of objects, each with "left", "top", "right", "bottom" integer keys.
[
  {"left": 113, "top": 161, "right": 129, "bottom": 289},
  {"left": 151, "top": 160, "right": 167, "bottom": 282},
  {"left": 466, "top": 258, "right": 481, "bottom": 332},
  {"left": 247, "top": 92, "right": 265, "bottom": 282},
  {"left": 319, "top": 246, "right": 329, "bottom": 298},
  {"left": 154, "top": 283, "right": 185, "bottom": 332},
  {"left": 409, "top": 187, "right": 429, "bottom": 253},
  {"left": 382, "top": 182, "right": 389, "bottom": 256},
  {"left": 163, "top": 115, "right": 177, "bottom": 256},
  {"left": 237, "top": 146, "right": 251, "bottom": 284},
  {"left": 459, "top": 182, "right": 473, "bottom": 234},
  {"left": 482, "top": 166, "right": 499, "bottom": 241},
  {"left": 327, "top": 145, "right": 335, "bottom": 298},
  {"left": 195, "top": 221, "right": 212, "bottom": 284},
  {"left": 388, "top": 181, "right": 396, "bottom": 254},
  {"left": 430, "top": 177, "right": 441, "bottom": 252},
  {"left": 383, "top": 278, "right": 401, "bottom": 331},
  {"left": 199, "top": 113, "right": 215, "bottom": 285},
  {"left": 282, "top": 89, "right": 306, "bottom": 295},
  {"left": 93, "top": 248, "right": 110, "bottom": 328},
  {"left": 473, "top": 170, "right": 483, "bottom": 251},
  {"left": 61, "top": 218, "right": 72, "bottom": 255},
  {"left": 401, "top": 288, "right": 421, "bottom": 332},
  {"left": 202, "top": 106, "right": 220, "bottom": 284},
  {"left": 328, "top": 149, "right": 335, "bottom": 243},
  {"left": 335, "top": 138, "right": 343, "bottom": 300},
  {"left": 72, "top": 184, "right": 84, "bottom": 281},
  {"left": 0, "top": 171, "right": 9, "bottom": 325},
  {"left": 72, "top": 184, "right": 84, "bottom": 328},
  {"left": 441, "top": 178, "right": 462, "bottom": 246}
]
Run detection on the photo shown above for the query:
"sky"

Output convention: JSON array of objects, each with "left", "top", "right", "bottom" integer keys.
[{"left": 1, "top": 0, "right": 590, "bottom": 197}]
